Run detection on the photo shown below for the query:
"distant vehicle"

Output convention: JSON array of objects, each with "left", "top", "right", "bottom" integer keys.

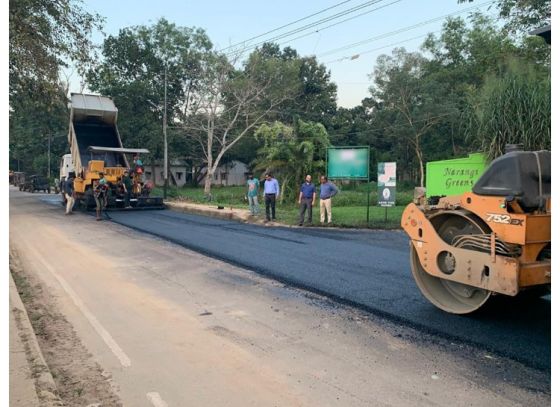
[
  {"left": 12, "top": 172, "right": 26, "bottom": 189},
  {"left": 22, "top": 175, "right": 50, "bottom": 193}
]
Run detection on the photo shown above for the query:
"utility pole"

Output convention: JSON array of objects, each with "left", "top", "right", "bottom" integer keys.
[
  {"left": 47, "top": 134, "right": 51, "bottom": 179},
  {"left": 163, "top": 64, "right": 168, "bottom": 199}
]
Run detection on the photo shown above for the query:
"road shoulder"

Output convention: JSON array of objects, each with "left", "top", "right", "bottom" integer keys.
[{"left": 9, "top": 268, "right": 60, "bottom": 407}]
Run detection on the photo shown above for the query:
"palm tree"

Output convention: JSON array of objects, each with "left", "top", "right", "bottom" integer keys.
[{"left": 254, "top": 120, "right": 330, "bottom": 202}]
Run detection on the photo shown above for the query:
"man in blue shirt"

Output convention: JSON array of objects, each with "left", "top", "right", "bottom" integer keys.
[
  {"left": 263, "top": 173, "right": 279, "bottom": 221},
  {"left": 298, "top": 174, "right": 316, "bottom": 226},
  {"left": 319, "top": 175, "right": 338, "bottom": 224}
]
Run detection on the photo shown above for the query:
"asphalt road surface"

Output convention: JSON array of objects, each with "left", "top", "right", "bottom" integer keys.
[
  {"left": 43, "top": 197, "right": 550, "bottom": 371},
  {"left": 15, "top": 190, "right": 549, "bottom": 406},
  {"left": 106, "top": 208, "right": 550, "bottom": 370}
]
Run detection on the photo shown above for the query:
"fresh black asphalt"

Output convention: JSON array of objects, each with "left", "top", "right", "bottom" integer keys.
[{"left": 102, "top": 209, "right": 550, "bottom": 371}]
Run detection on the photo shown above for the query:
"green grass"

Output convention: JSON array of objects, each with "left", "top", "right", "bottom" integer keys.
[
  {"left": 271, "top": 205, "right": 405, "bottom": 229},
  {"left": 156, "top": 184, "right": 412, "bottom": 229}
]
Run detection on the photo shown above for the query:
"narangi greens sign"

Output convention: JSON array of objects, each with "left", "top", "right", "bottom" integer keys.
[{"left": 426, "top": 153, "right": 488, "bottom": 197}]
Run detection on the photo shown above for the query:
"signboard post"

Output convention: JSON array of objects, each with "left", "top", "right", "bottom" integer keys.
[
  {"left": 327, "top": 147, "right": 370, "bottom": 224},
  {"left": 377, "top": 162, "right": 397, "bottom": 222}
]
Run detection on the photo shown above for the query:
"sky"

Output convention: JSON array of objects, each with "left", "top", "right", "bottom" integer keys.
[{"left": 75, "top": 0, "right": 498, "bottom": 108}]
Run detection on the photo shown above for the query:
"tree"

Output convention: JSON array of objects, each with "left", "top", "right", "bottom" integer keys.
[
  {"left": 253, "top": 120, "right": 330, "bottom": 202},
  {"left": 87, "top": 18, "right": 213, "bottom": 167},
  {"left": 9, "top": 0, "right": 103, "bottom": 103},
  {"left": 249, "top": 43, "right": 338, "bottom": 126},
  {"left": 458, "top": 0, "right": 550, "bottom": 34},
  {"left": 9, "top": 0, "right": 104, "bottom": 173},
  {"left": 9, "top": 85, "right": 69, "bottom": 176},
  {"left": 370, "top": 48, "right": 456, "bottom": 187},
  {"left": 182, "top": 51, "right": 300, "bottom": 195},
  {"left": 462, "top": 61, "right": 550, "bottom": 159}
]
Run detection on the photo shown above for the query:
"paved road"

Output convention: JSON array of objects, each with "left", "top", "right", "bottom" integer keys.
[
  {"left": 40, "top": 196, "right": 551, "bottom": 370},
  {"left": 16, "top": 190, "right": 549, "bottom": 405}
]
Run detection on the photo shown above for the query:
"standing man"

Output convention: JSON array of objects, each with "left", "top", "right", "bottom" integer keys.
[
  {"left": 122, "top": 170, "right": 133, "bottom": 208},
  {"left": 298, "top": 174, "right": 316, "bottom": 226},
  {"left": 64, "top": 172, "right": 76, "bottom": 215},
  {"left": 319, "top": 175, "right": 338, "bottom": 225},
  {"left": 94, "top": 172, "right": 109, "bottom": 221},
  {"left": 263, "top": 173, "right": 279, "bottom": 222},
  {"left": 246, "top": 172, "right": 260, "bottom": 216},
  {"left": 60, "top": 176, "right": 67, "bottom": 205}
]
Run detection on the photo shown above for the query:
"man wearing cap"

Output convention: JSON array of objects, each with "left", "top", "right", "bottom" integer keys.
[{"left": 298, "top": 174, "right": 316, "bottom": 226}]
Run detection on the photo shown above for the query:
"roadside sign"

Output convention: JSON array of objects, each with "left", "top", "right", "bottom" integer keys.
[
  {"left": 426, "top": 153, "right": 487, "bottom": 197},
  {"left": 377, "top": 162, "right": 396, "bottom": 207},
  {"left": 327, "top": 147, "right": 369, "bottom": 179}
]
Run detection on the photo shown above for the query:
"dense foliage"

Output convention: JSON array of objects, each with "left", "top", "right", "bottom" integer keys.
[{"left": 9, "top": 1, "right": 550, "bottom": 191}]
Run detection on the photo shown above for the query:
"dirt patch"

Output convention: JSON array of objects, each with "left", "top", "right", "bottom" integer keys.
[{"left": 10, "top": 250, "right": 123, "bottom": 406}]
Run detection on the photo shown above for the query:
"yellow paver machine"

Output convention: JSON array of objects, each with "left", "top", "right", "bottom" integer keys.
[
  {"left": 401, "top": 148, "right": 551, "bottom": 314},
  {"left": 67, "top": 93, "right": 164, "bottom": 210}
]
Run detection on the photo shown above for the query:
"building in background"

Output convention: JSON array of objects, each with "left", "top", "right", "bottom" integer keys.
[
  {"left": 198, "top": 160, "right": 249, "bottom": 187},
  {"left": 145, "top": 159, "right": 249, "bottom": 187},
  {"left": 145, "top": 159, "right": 189, "bottom": 187}
]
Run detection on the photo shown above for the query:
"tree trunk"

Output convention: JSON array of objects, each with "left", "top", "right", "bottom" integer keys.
[
  {"left": 204, "top": 170, "right": 213, "bottom": 195},
  {"left": 169, "top": 169, "right": 177, "bottom": 186},
  {"left": 280, "top": 178, "right": 287, "bottom": 205},
  {"left": 414, "top": 142, "right": 424, "bottom": 188}
]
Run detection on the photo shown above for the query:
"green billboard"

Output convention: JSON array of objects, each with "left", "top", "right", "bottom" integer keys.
[
  {"left": 327, "top": 147, "right": 369, "bottom": 179},
  {"left": 426, "top": 153, "right": 488, "bottom": 197}
]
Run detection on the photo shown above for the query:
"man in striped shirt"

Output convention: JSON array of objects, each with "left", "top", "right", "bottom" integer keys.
[{"left": 263, "top": 173, "right": 279, "bottom": 222}]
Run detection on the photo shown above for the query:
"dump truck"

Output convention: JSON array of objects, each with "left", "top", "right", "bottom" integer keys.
[
  {"left": 68, "top": 93, "right": 164, "bottom": 210},
  {"left": 401, "top": 147, "right": 551, "bottom": 314}
]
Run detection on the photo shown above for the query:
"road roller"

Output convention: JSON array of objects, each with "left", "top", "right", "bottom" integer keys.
[{"left": 401, "top": 148, "right": 551, "bottom": 314}]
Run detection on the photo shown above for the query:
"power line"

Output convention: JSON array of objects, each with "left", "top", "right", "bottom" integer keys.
[
  {"left": 225, "top": 0, "right": 395, "bottom": 57},
  {"left": 218, "top": 0, "right": 353, "bottom": 52},
  {"left": 317, "top": 0, "right": 496, "bottom": 58},
  {"left": 276, "top": 0, "right": 401, "bottom": 48},
  {"left": 325, "top": 31, "right": 442, "bottom": 63},
  {"left": 325, "top": 11, "right": 500, "bottom": 64},
  {"left": 226, "top": 0, "right": 389, "bottom": 57}
]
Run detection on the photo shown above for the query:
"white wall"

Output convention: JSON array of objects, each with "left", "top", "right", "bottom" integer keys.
[
  {"left": 145, "top": 165, "right": 188, "bottom": 187},
  {"left": 198, "top": 160, "right": 249, "bottom": 186}
]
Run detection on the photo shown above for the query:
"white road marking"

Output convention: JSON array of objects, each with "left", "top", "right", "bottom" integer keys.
[
  {"left": 147, "top": 392, "right": 169, "bottom": 407},
  {"left": 27, "top": 245, "right": 132, "bottom": 367}
]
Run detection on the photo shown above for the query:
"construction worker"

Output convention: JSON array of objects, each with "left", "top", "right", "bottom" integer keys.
[
  {"left": 122, "top": 171, "right": 133, "bottom": 208},
  {"left": 64, "top": 173, "right": 76, "bottom": 215},
  {"left": 94, "top": 173, "right": 109, "bottom": 221}
]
